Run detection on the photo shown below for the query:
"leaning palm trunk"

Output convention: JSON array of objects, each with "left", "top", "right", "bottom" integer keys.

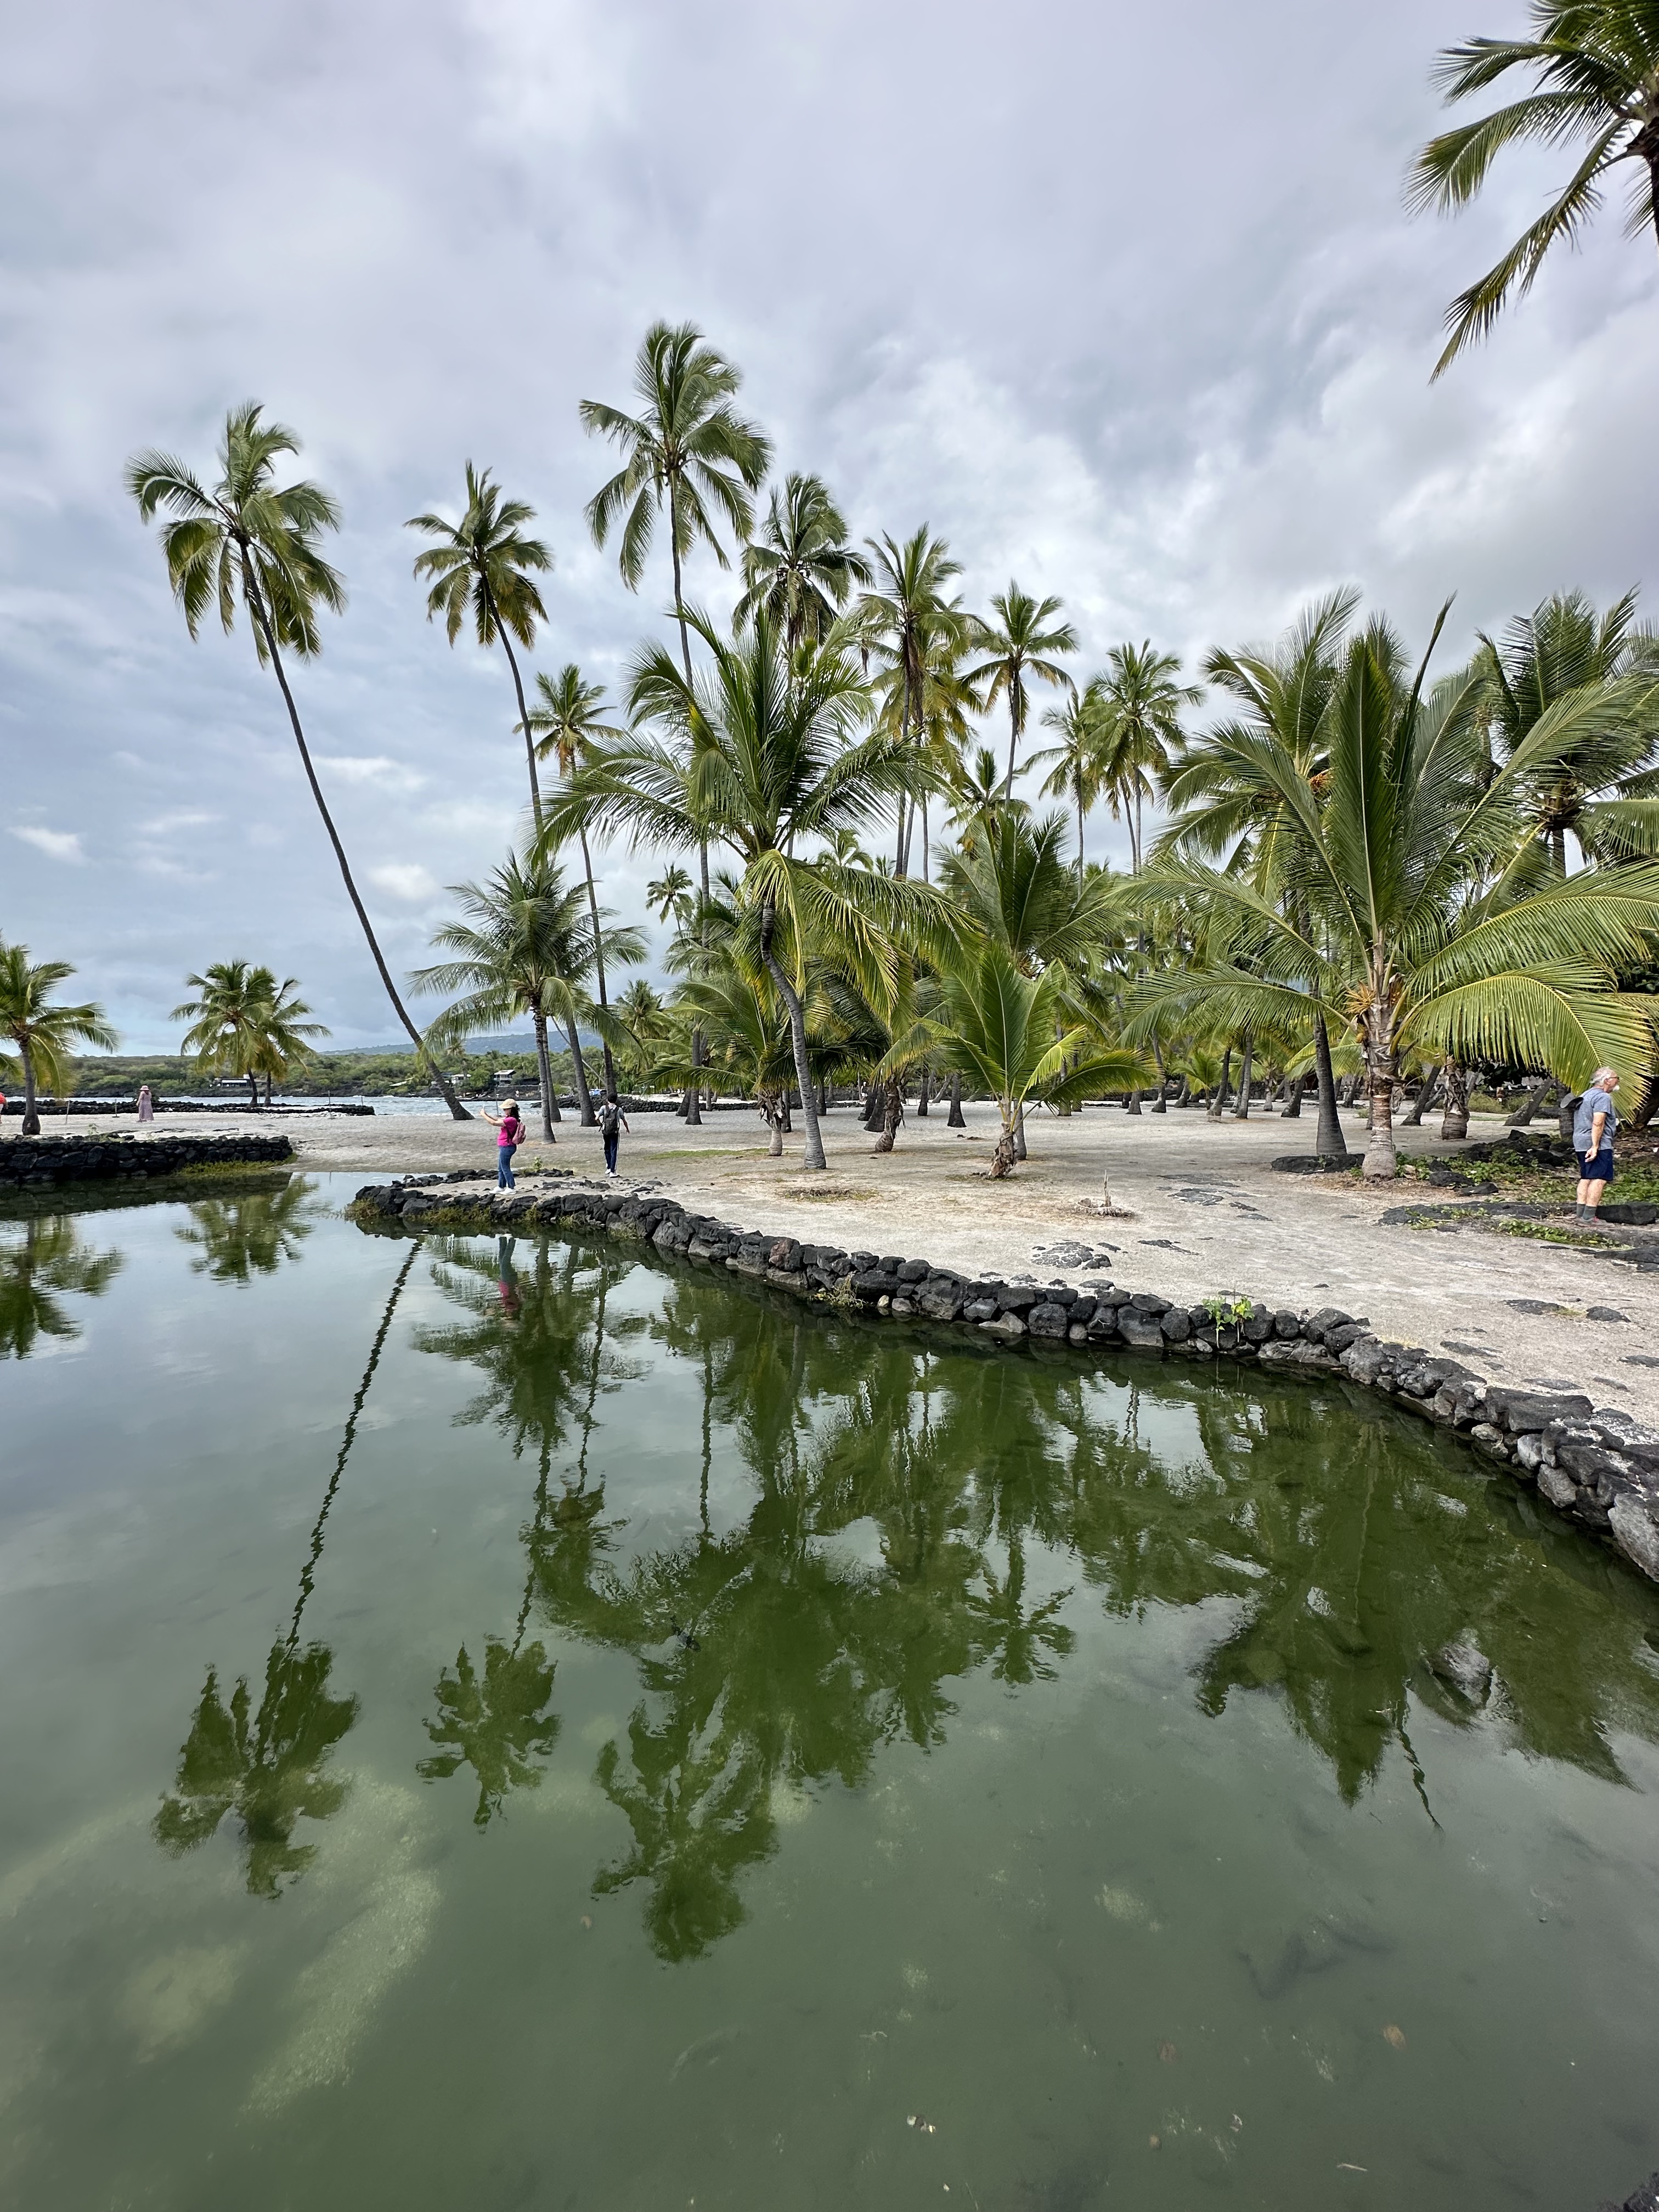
[
  {"left": 946, "top": 1072, "right": 966, "bottom": 1127},
  {"left": 1151, "top": 1041, "right": 1167, "bottom": 1113},
  {"left": 1311, "top": 1015, "right": 1347, "bottom": 1160},
  {"left": 531, "top": 1012, "right": 560, "bottom": 1140},
  {"left": 759, "top": 896, "right": 827, "bottom": 1171},
  {"left": 874, "top": 1079, "right": 904, "bottom": 1154},
  {"left": 1402, "top": 1067, "right": 1440, "bottom": 1128},
  {"left": 566, "top": 1017, "right": 595, "bottom": 1125},
  {"left": 1440, "top": 1058, "right": 1470, "bottom": 1141},
  {"left": 1233, "top": 1031, "right": 1253, "bottom": 1119},
  {"left": 1207, "top": 1047, "right": 1232, "bottom": 1120},
  {"left": 246, "top": 585, "right": 470, "bottom": 1122}
]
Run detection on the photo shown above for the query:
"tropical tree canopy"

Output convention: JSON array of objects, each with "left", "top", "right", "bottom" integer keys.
[
  {"left": 0, "top": 941, "right": 118, "bottom": 1133},
  {"left": 1407, "top": 1, "right": 1659, "bottom": 375}
]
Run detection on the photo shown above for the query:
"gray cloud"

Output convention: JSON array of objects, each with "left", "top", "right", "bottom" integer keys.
[{"left": 2, "top": 0, "right": 1655, "bottom": 1046}]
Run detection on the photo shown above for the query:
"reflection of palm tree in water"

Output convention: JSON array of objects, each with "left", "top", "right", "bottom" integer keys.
[
  {"left": 415, "top": 1239, "right": 642, "bottom": 1824},
  {"left": 0, "top": 1214, "right": 122, "bottom": 1359},
  {"left": 154, "top": 1240, "right": 420, "bottom": 1896},
  {"left": 173, "top": 1177, "right": 318, "bottom": 1283}
]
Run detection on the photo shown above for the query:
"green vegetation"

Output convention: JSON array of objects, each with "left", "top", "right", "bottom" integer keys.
[{"left": 0, "top": 941, "right": 117, "bottom": 1134}]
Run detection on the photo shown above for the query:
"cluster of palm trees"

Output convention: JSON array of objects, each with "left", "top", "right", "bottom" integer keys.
[
  {"left": 99, "top": 272, "right": 1659, "bottom": 1178},
  {"left": 173, "top": 960, "right": 329, "bottom": 1108}
]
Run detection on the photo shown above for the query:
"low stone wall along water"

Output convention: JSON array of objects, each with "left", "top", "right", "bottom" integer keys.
[
  {"left": 350, "top": 1170, "right": 1659, "bottom": 1593},
  {"left": 0, "top": 1132, "right": 295, "bottom": 1191}
]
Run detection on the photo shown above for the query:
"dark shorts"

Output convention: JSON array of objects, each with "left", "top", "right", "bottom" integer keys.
[{"left": 1577, "top": 1148, "right": 1615, "bottom": 1183}]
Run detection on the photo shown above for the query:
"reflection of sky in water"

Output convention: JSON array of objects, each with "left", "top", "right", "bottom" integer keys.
[{"left": 0, "top": 1176, "right": 1657, "bottom": 2210}]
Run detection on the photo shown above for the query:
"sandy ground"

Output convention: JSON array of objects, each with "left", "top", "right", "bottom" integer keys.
[{"left": 37, "top": 1095, "right": 1659, "bottom": 1421}]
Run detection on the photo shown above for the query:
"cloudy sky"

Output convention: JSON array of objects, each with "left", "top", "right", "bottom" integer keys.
[{"left": 4, "top": 0, "right": 1656, "bottom": 1049}]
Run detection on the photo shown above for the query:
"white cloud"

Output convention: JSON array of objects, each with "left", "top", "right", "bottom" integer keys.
[
  {"left": 369, "top": 862, "right": 439, "bottom": 902},
  {"left": 135, "top": 809, "right": 216, "bottom": 836},
  {"left": 11, "top": 826, "right": 84, "bottom": 863},
  {"left": 316, "top": 755, "right": 427, "bottom": 793}
]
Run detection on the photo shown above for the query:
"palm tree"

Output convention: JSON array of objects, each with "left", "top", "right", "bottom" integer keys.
[
  {"left": 734, "top": 473, "right": 871, "bottom": 650},
  {"left": 613, "top": 978, "right": 675, "bottom": 1092},
  {"left": 554, "top": 610, "right": 944, "bottom": 1170},
  {"left": 1091, "top": 641, "right": 1200, "bottom": 873},
  {"left": 647, "top": 864, "right": 695, "bottom": 928},
  {"left": 673, "top": 958, "right": 801, "bottom": 1152},
  {"left": 1407, "top": 2, "right": 1659, "bottom": 376},
  {"left": 412, "top": 851, "right": 643, "bottom": 1139},
  {"left": 579, "top": 320, "right": 772, "bottom": 682},
  {"left": 176, "top": 1181, "right": 319, "bottom": 1282},
  {"left": 126, "top": 404, "right": 470, "bottom": 1119},
  {"left": 407, "top": 464, "right": 553, "bottom": 826},
  {"left": 173, "top": 961, "right": 328, "bottom": 1108},
  {"left": 855, "top": 527, "right": 969, "bottom": 874},
  {"left": 1145, "top": 611, "right": 1659, "bottom": 1177},
  {"left": 1470, "top": 588, "right": 1659, "bottom": 870},
  {"left": 1031, "top": 689, "right": 1109, "bottom": 877},
  {"left": 0, "top": 941, "right": 117, "bottom": 1133},
  {"left": 888, "top": 940, "right": 1144, "bottom": 1175},
  {"left": 967, "top": 583, "right": 1077, "bottom": 799},
  {"left": 527, "top": 663, "right": 630, "bottom": 1093}
]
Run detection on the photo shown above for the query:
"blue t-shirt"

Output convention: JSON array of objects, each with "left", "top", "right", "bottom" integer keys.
[{"left": 1573, "top": 1087, "right": 1617, "bottom": 1153}]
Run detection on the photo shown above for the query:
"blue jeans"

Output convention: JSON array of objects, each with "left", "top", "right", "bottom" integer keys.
[
  {"left": 603, "top": 1131, "right": 619, "bottom": 1174},
  {"left": 497, "top": 1146, "right": 517, "bottom": 1188}
]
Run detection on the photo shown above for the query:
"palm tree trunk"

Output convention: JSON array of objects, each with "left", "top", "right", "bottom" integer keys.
[
  {"left": 991, "top": 1112, "right": 1018, "bottom": 1177},
  {"left": 1402, "top": 1067, "right": 1438, "bottom": 1127},
  {"left": 1013, "top": 1101, "right": 1027, "bottom": 1160},
  {"left": 1440, "top": 1057, "right": 1470, "bottom": 1141},
  {"left": 874, "top": 1079, "right": 904, "bottom": 1154},
  {"left": 532, "top": 1011, "right": 558, "bottom": 1140},
  {"left": 19, "top": 1037, "right": 39, "bottom": 1136},
  {"left": 947, "top": 1071, "right": 966, "bottom": 1127},
  {"left": 244, "top": 579, "right": 471, "bottom": 1120},
  {"left": 1312, "top": 1014, "right": 1347, "bottom": 1159},
  {"left": 1232, "top": 1031, "right": 1253, "bottom": 1119},
  {"left": 1125, "top": 1086, "right": 1142, "bottom": 1115},
  {"left": 495, "top": 620, "right": 541, "bottom": 833},
  {"left": 1151, "top": 1039, "right": 1167, "bottom": 1112},
  {"left": 921, "top": 793, "right": 930, "bottom": 885},
  {"left": 671, "top": 529, "right": 693, "bottom": 686},
  {"left": 916, "top": 1066, "right": 930, "bottom": 1117},
  {"left": 1004, "top": 699, "right": 1020, "bottom": 800},
  {"left": 577, "top": 828, "right": 617, "bottom": 1094},
  {"left": 565, "top": 1015, "right": 595, "bottom": 1125},
  {"left": 864, "top": 1080, "right": 887, "bottom": 1131},
  {"left": 1631, "top": 1060, "right": 1659, "bottom": 1131},
  {"left": 247, "top": 1070, "right": 259, "bottom": 1111},
  {"left": 1362, "top": 1003, "right": 1398, "bottom": 1178},
  {"left": 686, "top": 838, "right": 708, "bottom": 1125},
  {"left": 1208, "top": 1047, "right": 1231, "bottom": 1120},
  {"left": 1133, "top": 787, "right": 1143, "bottom": 876},
  {"left": 759, "top": 895, "right": 826, "bottom": 1171},
  {"left": 1280, "top": 1074, "right": 1302, "bottom": 1119}
]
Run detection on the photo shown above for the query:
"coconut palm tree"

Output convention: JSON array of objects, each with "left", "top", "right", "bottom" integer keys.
[
  {"left": 855, "top": 527, "right": 969, "bottom": 875},
  {"left": 413, "top": 851, "right": 644, "bottom": 1138},
  {"left": 672, "top": 959, "right": 801, "bottom": 1153},
  {"left": 125, "top": 404, "right": 470, "bottom": 1119},
  {"left": 1470, "top": 587, "right": 1659, "bottom": 870},
  {"left": 734, "top": 473, "right": 871, "bottom": 649},
  {"left": 553, "top": 610, "right": 946, "bottom": 1170},
  {"left": 966, "top": 584, "right": 1077, "bottom": 799},
  {"left": 1091, "top": 641, "right": 1200, "bottom": 873},
  {"left": 407, "top": 464, "right": 553, "bottom": 826},
  {"left": 1031, "top": 687, "right": 1110, "bottom": 877},
  {"left": 173, "top": 962, "right": 328, "bottom": 1108},
  {"left": 0, "top": 941, "right": 117, "bottom": 1134},
  {"left": 527, "top": 664, "right": 630, "bottom": 1093},
  {"left": 175, "top": 1181, "right": 319, "bottom": 1282},
  {"left": 1407, "top": 1, "right": 1659, "bottom": 377},
  {"left": 886, "top": 941, "right": 1144, "bottom": 1176},
  {"left": 1143, "top": 611, "right": 1659, "bottom": 1177},
  {"left": 579, "top": 320, "right": 771, "bottom": 682}
]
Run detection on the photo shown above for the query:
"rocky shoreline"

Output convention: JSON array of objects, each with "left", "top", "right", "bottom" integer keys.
[{"left": 350, "top": 1169, "right": 1659, "bottom": 1590}]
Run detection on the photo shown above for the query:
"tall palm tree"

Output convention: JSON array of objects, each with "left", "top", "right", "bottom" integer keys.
[
  {"left": 413, "top": 851, "right": 644, "bottom": 1139},
  {"left": 553, "top": 611, "right": 945, "bottom": 1170},
  {"left": 1160, "top": 591, "right": 1361, "bottom": 1155},
  {"left": 1407, "top": 2, "right": 1659, "bottom": 376},
  {"left": 966, "top": 584, "right": 1077, "bottom": 798},
  {"left": 126, "top": 403, "right": 470, "bottom": 1119},
  {"left": 407, "top": 464, "right": 553, "bottom": 826},
  {"left": 1144, "top": 612, "right": 1659, "bottom": 1177},
  {"left": 579, "top": 320, "right": 772, "bottom": 682},
  {"left": 734, "top": 473, "right": 871, "bottom": 650},
  {"left": 1091, "top": 641, "right": 1200, "bottom": 873},
  {"left": 527, "top": 664, "right": 630, "bottom": 1094},
  {"left": 855, "top": 527, "right": 969, "bottom": 875},
  {"left": 173, "top": 961, "right": 328, "bottom": 1108},
  {"left": 0, "top": 941, "right": 117, "bottom": 1134},
  {"left": 1031, "top": 688, "right": 1109, "bottom": 877}
]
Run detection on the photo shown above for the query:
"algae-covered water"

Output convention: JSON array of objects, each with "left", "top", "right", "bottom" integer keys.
[{"left": 3, "top": 1173, "right": 1658, "bottom": 2210}]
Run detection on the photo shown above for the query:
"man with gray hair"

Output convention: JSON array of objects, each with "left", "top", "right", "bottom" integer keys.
[{"left": 1573, "top": 1067, "right": 1620, "bottom": 1224}]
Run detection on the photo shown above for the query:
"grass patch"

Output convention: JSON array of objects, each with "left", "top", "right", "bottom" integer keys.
[
  {"left": 779, "top": 1183, "right": 878, "bottom": 1203},
  {"left": 1494, "top": 1218, "right": 1620, "bottom": 1250},
  {"left": 636, "top": 1147, "right": 758, "bottom": 1163}
]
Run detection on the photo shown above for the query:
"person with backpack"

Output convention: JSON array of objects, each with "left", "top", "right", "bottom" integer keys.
[
  {"left": 482, "top": 1097, "right": 524, "bottom": 1188},
  {"left": 600, "top": 1091, "right": 629, "bottom": 1178}
]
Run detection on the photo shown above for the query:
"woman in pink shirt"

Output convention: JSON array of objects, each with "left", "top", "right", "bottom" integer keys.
[{"left": 482, "top": 1098, "right": 523, "bottom": 1188}]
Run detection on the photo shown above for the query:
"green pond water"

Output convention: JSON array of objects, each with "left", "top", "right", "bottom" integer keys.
[{"left": 3, "top": 1174, "right": 1659, "bottom": 2210}]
